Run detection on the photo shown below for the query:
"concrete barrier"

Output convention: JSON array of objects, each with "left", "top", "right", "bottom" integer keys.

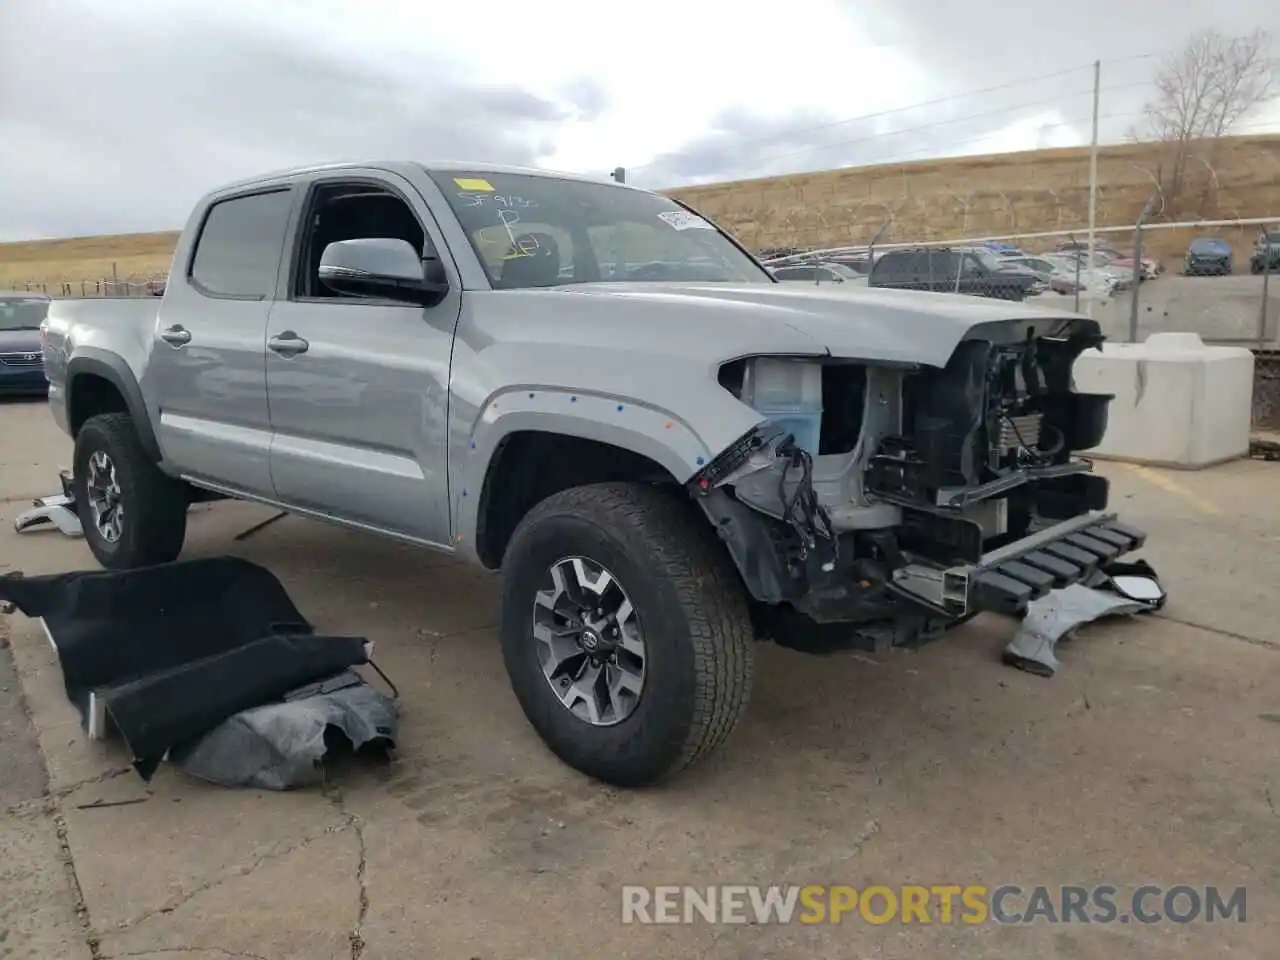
[{"left": 1072, "top": 332, "right": 1255, "bottom": 469}]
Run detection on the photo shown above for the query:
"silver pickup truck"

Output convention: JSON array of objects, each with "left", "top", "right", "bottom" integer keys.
[{"left": 40, "top": 160, "right": 1146, "bottom": 786}]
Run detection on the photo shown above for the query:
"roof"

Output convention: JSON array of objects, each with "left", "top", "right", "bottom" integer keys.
[
  {"left": 211, "top": 159, "right": 648, "bottom": 196},
  {"left": 0, "top": 291, "right": 50, "bottom": 301}
]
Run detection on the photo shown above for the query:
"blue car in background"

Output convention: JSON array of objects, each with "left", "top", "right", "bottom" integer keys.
[
  {"left": 0, "top": 292, "right": 51, "bottom": 397},
  {"left": 982, "top": 240, "right": 1025, "bottom": 256},
  {"left": 1184, "top": 236, "right": 1233, "bottom": 276}
]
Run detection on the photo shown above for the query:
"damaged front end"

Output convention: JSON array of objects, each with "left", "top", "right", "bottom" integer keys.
[{"left": 690, "top": 315, "right": 1148, "bottom": 650}]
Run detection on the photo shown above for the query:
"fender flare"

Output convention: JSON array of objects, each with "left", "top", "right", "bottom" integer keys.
[
  {"left": 452, "top": 387, "right": 718, "bottom": 553},
  {"left": 66, "top": 350, "right": 162, "bottom": 462}
]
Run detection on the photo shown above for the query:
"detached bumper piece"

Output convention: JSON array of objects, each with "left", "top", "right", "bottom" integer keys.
[
  {"left": 966, "top": 514, "right": 1146, "bottom": 616},
  {"left": 893, "top": 512, "right": 1147, "bottom": 619}
]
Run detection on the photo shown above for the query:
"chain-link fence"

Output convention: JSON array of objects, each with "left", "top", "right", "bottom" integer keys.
[
  {"left": 760, "top": 216, "right": 1279, "bottom": 432},
  {"left": 1253, "top": 351, "right": 1280, "bottom": 435}
]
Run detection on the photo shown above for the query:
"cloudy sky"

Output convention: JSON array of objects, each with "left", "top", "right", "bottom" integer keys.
[{"left": 1, "top": 0, "right": 1277, "bottom": 240}]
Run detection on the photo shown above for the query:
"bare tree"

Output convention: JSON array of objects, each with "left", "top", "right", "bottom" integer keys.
[{"left": 1137, "top": 29, "right": 1279, "bottom": 209}]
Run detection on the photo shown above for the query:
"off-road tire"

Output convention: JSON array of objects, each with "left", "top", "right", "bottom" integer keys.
[
  {"left": 73, "top": 412, "right": 188, "bottom": 570},
  {"left": 499, "top": 482, "right": 755, "bottom": 787}
]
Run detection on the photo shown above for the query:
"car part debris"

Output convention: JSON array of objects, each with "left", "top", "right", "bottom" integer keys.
[
  {"left": 170, "top": 669, "right": 398, "bottom": 790},
  {"left": 1002, "top": 585, "right": 1147, "bottom": 676},
  {"left": 12, "top": 468, "right": 82, "bottom": 538},
  {"left": 0, "top": 556, "right": 398, "bottom": 782},
  {"left": 1002, "top": 559, "right": 1166, "bottom": 676}
]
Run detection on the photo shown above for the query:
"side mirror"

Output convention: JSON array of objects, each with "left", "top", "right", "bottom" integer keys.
[{"left": 318, "top": 238, "right": 449, "bottom": 306}]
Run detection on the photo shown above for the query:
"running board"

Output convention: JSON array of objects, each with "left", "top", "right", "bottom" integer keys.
[{"left": 892, "top": 512, "right": 1147, "bottom": 618}]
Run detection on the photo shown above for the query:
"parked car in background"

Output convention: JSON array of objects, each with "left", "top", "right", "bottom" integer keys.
[
  {"left": 1184, "top": 237, "right": 1233, "bottom": 276},
  {"left": 1250, "top": 229, "right": 1280, "bottom": 274},
  {"left": 982, "top": 240, "right": 1025, "bottom": 256},
  {"left": 1048, "top": 269, "right": 1120, "bottom": 298},
  {"left": 771, "top": 261, "right": 867, "bottom": 285},
  {"left": 869, "top": 246, "right": 1042, "bottom": 300},
  {"left": 1054, "top": 240, "right": 1122, "bottom": 259},
  {"left": 996, "top": 255, "right": 1058, "bottom": 282},
  {"left": 0, "top": 292, "right": 51, "bottom": 396}
]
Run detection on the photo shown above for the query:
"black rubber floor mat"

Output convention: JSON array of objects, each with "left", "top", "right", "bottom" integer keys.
[{"left": 0, "top": 556, "right": 374, "bottom": 779}]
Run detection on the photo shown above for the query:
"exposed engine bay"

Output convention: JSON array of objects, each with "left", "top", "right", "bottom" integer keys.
[{"left": 692, "top": 315, "right": 1145, "bottom": 650}]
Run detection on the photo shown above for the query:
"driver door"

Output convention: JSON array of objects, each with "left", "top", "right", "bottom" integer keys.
[{"left": 265, "top": 171, "right": 463, "bottom": 546}]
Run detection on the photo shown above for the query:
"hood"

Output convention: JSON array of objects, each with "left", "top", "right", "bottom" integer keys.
[
  {"left": 0, "top": 329, "right": 42, "bottom": 353},
  {"left": 530, "top": 282, "right": 1093, "bottom": 369}
]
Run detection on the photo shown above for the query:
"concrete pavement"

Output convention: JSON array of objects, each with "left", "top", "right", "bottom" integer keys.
[{"left": 1, "top": 397, "right": 1278, "bottom": 959}]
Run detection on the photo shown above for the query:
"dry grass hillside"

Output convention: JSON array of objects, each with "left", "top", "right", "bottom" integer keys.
[
  {"left": 667, "top": 134, "right": 1280, "bottom": 266},
  {"left": 0, "top": 231, "right": 179, "bottom": 292},
  {"left": 3, "top": 134, "right": 1279, "bottom": 291}
]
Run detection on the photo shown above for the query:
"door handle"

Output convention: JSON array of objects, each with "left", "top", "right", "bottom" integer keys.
[
  {"left": 268, "top": 331, "right": 309, "bottom": 357},
  {"left": 160, "top": 325, "right": 191, "bottom": 347}
]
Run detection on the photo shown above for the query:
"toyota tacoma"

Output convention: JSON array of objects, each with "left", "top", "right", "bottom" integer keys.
[{"left": 39, "top": 161, "right": 1146, "bottom": 786}]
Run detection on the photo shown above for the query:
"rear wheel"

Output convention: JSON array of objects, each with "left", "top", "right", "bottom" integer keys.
[
  {"left": 73, "top": 412, "right": 188, "bottom": 570},
  {"left": 499, "top": 482, "right": 755, "bottom": 786}
]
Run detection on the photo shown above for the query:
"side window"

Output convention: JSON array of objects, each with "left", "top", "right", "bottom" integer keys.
[
  {"left": 929, "top": 251, "right": 958, "bottom": 276},
  {"left": 878, "top": 254, "right": 908, "bottom": 278},
  {"left": 775, "top": 266, "right": 815, "bottom": 281},
  {"left": 190, "top": 190, "right": 293, "bottom": 298},
  {"left": 295, "top": 183, "right": 427, "bottom": 299}
]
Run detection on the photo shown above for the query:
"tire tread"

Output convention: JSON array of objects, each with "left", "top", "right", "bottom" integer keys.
[{"left": 508, "top": 482, "right": 755, "bottom": 783}]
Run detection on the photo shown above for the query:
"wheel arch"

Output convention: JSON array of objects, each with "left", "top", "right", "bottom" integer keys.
[{"left": 66, "top": 350, "right": 161, "bottom": 462}]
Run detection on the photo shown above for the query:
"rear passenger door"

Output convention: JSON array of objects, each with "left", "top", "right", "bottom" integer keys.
[
  {"left": 146, "top": 187, "right": 293, "bottom": 497},
  {"left": 264, "top": 170, "right": 462, "bottom": 547}
]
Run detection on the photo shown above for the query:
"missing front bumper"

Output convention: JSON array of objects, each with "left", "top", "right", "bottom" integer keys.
[{"left": 893, "top": 512, "right": 1147, "bottom": 618}]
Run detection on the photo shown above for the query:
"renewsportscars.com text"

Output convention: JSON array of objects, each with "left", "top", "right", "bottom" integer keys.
[{"left": 621, "top": 884, "right": 1247, "bottom": 926}]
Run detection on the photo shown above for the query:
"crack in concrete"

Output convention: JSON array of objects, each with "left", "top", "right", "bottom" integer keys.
[
  {"left": 104, "top": 951, "right": 268, "bottom": 960},
  {"left": 109, "top": 823, "right": 354, "bottom": 934},
  {"left": 1154, "top": 613, "right": 1280, "bottom": 652},
  {"left": 4, "top": 617, "right": 103, "bottom": 959},
  {"left": 55, "top": 808, "right": 103, "bottom": 959},
  {"left": 54, "top": 767, "right": 137, "bottom": 798},
  {"left": 323, "top": 784, "right": 369, "bottom": 960}
]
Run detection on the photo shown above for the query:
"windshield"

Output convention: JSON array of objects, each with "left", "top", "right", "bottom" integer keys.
[
  {"left": 1191, "top": 238, "right": 1228, "bottom": 252},
  {"left": 427, "top": 171, "right": 772, "bottom": 288},
  {"left": 0, "top": 298, "right": 49, "bottom": 331}
]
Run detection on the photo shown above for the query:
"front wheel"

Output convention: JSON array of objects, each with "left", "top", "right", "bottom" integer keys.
[
  {"left": 73, "top": 412, "right": 189, "bottom": 570},
  {"left": 499, "top": 483, "right": 755, "bottom": 786}
]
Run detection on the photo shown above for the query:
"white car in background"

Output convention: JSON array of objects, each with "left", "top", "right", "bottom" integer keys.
[{"left": 770, "top": 261, "right": 869, "bottom": 286}]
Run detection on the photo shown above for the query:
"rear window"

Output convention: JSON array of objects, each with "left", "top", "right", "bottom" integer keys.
[
  {"left": 189, "top": 189, "right": 294, "bottom": 298},
  {"left": 0, "top": 298, "right": 49, "bottom": 331}
]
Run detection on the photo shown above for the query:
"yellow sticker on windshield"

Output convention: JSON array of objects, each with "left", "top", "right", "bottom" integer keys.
[{"left": 454, "top": 177, "right": 494, "bottom": 191}]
